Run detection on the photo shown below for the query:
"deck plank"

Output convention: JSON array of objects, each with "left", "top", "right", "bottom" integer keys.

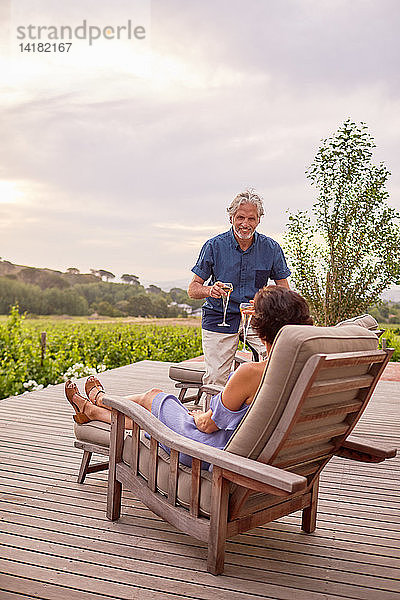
[{"left": 0, "top": 359, "right": 399, "bottom": 599}]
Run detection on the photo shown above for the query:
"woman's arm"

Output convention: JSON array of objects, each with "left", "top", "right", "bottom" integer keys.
[
  {"left": 220, "top": 361, "right": 261, "bottom": 410},
  {"left": 190, "top": 362, "right": 264, "bottom": 433}
]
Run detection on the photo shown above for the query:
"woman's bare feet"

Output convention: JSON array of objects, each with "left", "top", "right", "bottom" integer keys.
[{"left": 85, "top": 376, "right": 106, "bottom": 407}]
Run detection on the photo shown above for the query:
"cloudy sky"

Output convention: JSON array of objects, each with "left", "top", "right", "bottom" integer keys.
[{"left": 1, "top": 0, "right": 399, "bottom": 288}]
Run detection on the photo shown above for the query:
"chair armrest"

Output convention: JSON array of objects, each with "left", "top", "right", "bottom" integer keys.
[
  {"left": 175, "top": 382, "right": 202, "bottom": 389},
  {"left": 103, "top": 395, "right": 307, "bottom": 495},
  {"left": 200, "top": 384, "right": 223, "bottom": 396},
  {"left": 335, "top": 435, "right": 397, "bottom": 463},
  {"left": 234, "top": 354, "right": 248, "bottom": 366}
]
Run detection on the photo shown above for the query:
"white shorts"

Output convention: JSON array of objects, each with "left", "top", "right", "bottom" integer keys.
[{"left": 201, "top": 325, "right": 266, "bottom": 387}]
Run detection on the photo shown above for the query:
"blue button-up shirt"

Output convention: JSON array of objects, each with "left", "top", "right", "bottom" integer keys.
[{"left": 192, "top": 228, "right": 291, "bottom": 333}]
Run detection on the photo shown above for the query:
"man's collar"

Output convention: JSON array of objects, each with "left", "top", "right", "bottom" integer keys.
[{"left": 229, "top": 227, "right": 258, "bottom": 250}]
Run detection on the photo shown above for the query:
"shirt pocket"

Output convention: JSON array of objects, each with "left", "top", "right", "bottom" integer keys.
[{"left": 255, "top": 269, "right": 270, "bottom": 289}]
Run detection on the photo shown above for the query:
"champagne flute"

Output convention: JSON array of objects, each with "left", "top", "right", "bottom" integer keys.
[
  {"left": 240, "top": 302, "right": 253, "bottom": 350},
  {"left": 217, "top": 283, "right": 233, "bottom": 327}
]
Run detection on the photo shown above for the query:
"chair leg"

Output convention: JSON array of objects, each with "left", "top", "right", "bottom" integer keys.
[
  {"left": 106, "top": 410, "right": 124, "bottom": 521},
  {"left": 302, "top": 476, "right": 319, "bottom": 533},
  {"left": 194, "top": 388, "right": 203, "bottom": 405},
  {"left": 107, "top": 467, "right": 122, "bottom": 521},
  {"left": 204, "top": 392, "right": 213, "bottom": 411},
  {"left": 178, "top": 387, "right": 187, "bottom": 402},
  {"left": 77, "top": 450, "right": 92, "bottom": 484},
  {"left": 207, "top": 467, "right": 230, "bottom": 575}
]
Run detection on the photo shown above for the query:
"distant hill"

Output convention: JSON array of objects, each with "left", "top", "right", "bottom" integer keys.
[
  {"left": 0, "top": 260, "right": 192, "bottom": 292},
  {"left": 0, "top": 259, "right": 100, "bottom": 288},
  {"left": 0, "top": 259, "right": 202, "bottom": 317}
]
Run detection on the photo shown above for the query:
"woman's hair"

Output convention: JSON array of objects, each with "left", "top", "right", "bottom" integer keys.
[{"left": 252, "top": 285, "right": 313, "bottom": 344}]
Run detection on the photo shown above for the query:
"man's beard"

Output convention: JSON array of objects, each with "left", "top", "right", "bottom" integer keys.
[{"left": 233, "top": 225, "right": 255, "bottom": 240}]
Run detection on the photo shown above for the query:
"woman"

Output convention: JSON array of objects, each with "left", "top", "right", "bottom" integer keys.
[{"left": 65, "top": 286, "right": 313, "bottom": 466}]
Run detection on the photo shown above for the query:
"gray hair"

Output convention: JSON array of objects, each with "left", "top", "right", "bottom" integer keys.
[{"left": 227, "top": 189, "right": 265, "bottom": 219}]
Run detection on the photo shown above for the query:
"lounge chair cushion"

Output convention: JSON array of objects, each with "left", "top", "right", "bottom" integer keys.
[
  {"left": 225, "top": 324, "right": 378, "bottom": 461},
  {"left": 74, "top": 420, "right": 215, "bottom": 514},
  {"left": 74, "top": 420, "right": 111, "bottom": 447},
  {"left": 123, "top": 431, "right": 215, "bottom": 515},
  {"left": 335, "top": 314, "right": 379, "bottom": 330},
  {"left": 168, "top": 360, "right": 205, "bottom": 385}
]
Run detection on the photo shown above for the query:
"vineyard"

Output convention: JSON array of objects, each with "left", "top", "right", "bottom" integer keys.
[
  {"left": 1, "top": 306, "right": 399, "bottom": 401},
  {"left": 0, "top": 306, "right": 203, "bottom": 400}
]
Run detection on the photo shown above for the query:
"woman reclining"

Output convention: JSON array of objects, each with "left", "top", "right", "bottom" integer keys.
[{"left": 65, "top": 285, "right": 313, "bottom": 467}]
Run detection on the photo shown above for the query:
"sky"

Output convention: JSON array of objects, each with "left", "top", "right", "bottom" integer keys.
[{"left": 1, "top": 0, "right": 399, "bottom": 289}]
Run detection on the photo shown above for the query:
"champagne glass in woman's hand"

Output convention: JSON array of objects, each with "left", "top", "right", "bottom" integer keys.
[{"left": 240, "top": 302, "right": 253, "bottom": 349}]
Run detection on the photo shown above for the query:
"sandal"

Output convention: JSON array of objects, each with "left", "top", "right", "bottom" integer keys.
[
  {"left": 65, "top": 380, "right": 91, "bottom": 424},
  {"left": 85, "top": 375, "right": 105, "bottom": 405}
]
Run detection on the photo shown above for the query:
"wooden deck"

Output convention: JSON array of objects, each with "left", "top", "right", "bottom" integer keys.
[{"left": 0, "top": 360, "right": 399, "bottom": 599}]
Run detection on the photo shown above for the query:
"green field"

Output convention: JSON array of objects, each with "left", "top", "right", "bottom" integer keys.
[{"left": 0, "top": 307, "right": 202, "bottom": 400}]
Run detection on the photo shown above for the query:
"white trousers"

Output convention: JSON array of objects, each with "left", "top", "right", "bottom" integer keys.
[{"left": 201, "top": 326, "right": 266, "bottom": 388}]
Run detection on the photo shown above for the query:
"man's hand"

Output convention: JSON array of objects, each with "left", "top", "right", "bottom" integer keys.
[
  {"left": 188, "top": 274, "right": 229, "bottom": 300},
  {"left": 209, "top": 281, "right": 228, "bottom": 298},
  {"left": 189, "top": 409, "right": 219, "bottom": 433}
]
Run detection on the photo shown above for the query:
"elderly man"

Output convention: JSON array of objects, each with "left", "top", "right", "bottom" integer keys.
[{"left": 188, "top": 189, "right": 291, "bottom": 387}]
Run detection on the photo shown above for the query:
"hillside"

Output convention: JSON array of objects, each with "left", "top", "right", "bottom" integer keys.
[
  {"left": 0, "top": 259, "right": 202, "bottom": 317},
  {"left": 0, "top": 260, "right": 101, "bottom": 288}
]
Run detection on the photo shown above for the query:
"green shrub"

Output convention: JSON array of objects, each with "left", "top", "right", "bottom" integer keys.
[{"left": 380, "top": 328, "right": 400, "bottom": 362}]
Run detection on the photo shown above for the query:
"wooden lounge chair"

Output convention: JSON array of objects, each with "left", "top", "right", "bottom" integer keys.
[
  {"left": 72, "top": 314, "right": 384, "bottom": 483},
  {"left": 102, "top": 323, "right": 396, "bottom": 574}
]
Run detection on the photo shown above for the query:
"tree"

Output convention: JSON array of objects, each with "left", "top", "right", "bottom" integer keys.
[
  {"left": 284, "top": 120, "right": 400, "bottom": 325},
  {"left": 66, "top": 267, "right": 80, "bottom": 275},
  {"left": 127, "top": 293, "right": 152, "bottom": 317},
  {"left": 121, "top": 273, "right": 140, "bottom": 285},
  {"left": 92, "top": 300, "right": 122, "bottom": 317},
  {"left": 146, "top": 284, "right": 164, "bottom": 295},
  {"left": 97, "top": 269, "right": 115, "bottom": 282}
]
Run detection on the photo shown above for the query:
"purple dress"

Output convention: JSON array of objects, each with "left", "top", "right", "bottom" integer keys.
[{"left": 150, "top": 391, "right": 249, "bottom": 469}]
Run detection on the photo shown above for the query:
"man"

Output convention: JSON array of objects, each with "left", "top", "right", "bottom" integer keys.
[{"left": 188, "top": 189, "right": 290, "bottom": 387}]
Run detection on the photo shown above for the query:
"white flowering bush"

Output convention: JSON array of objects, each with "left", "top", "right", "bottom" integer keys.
[
  {"left": 23, "top": 379, "right": 44, "bottom": 392},
  {"left": 62, "top": 362, "right": 107, "bottom": 382}
]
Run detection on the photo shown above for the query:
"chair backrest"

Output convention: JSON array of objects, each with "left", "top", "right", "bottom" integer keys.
[{"left": 225, "top": 324, "right": 384, "bottom": 476}]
